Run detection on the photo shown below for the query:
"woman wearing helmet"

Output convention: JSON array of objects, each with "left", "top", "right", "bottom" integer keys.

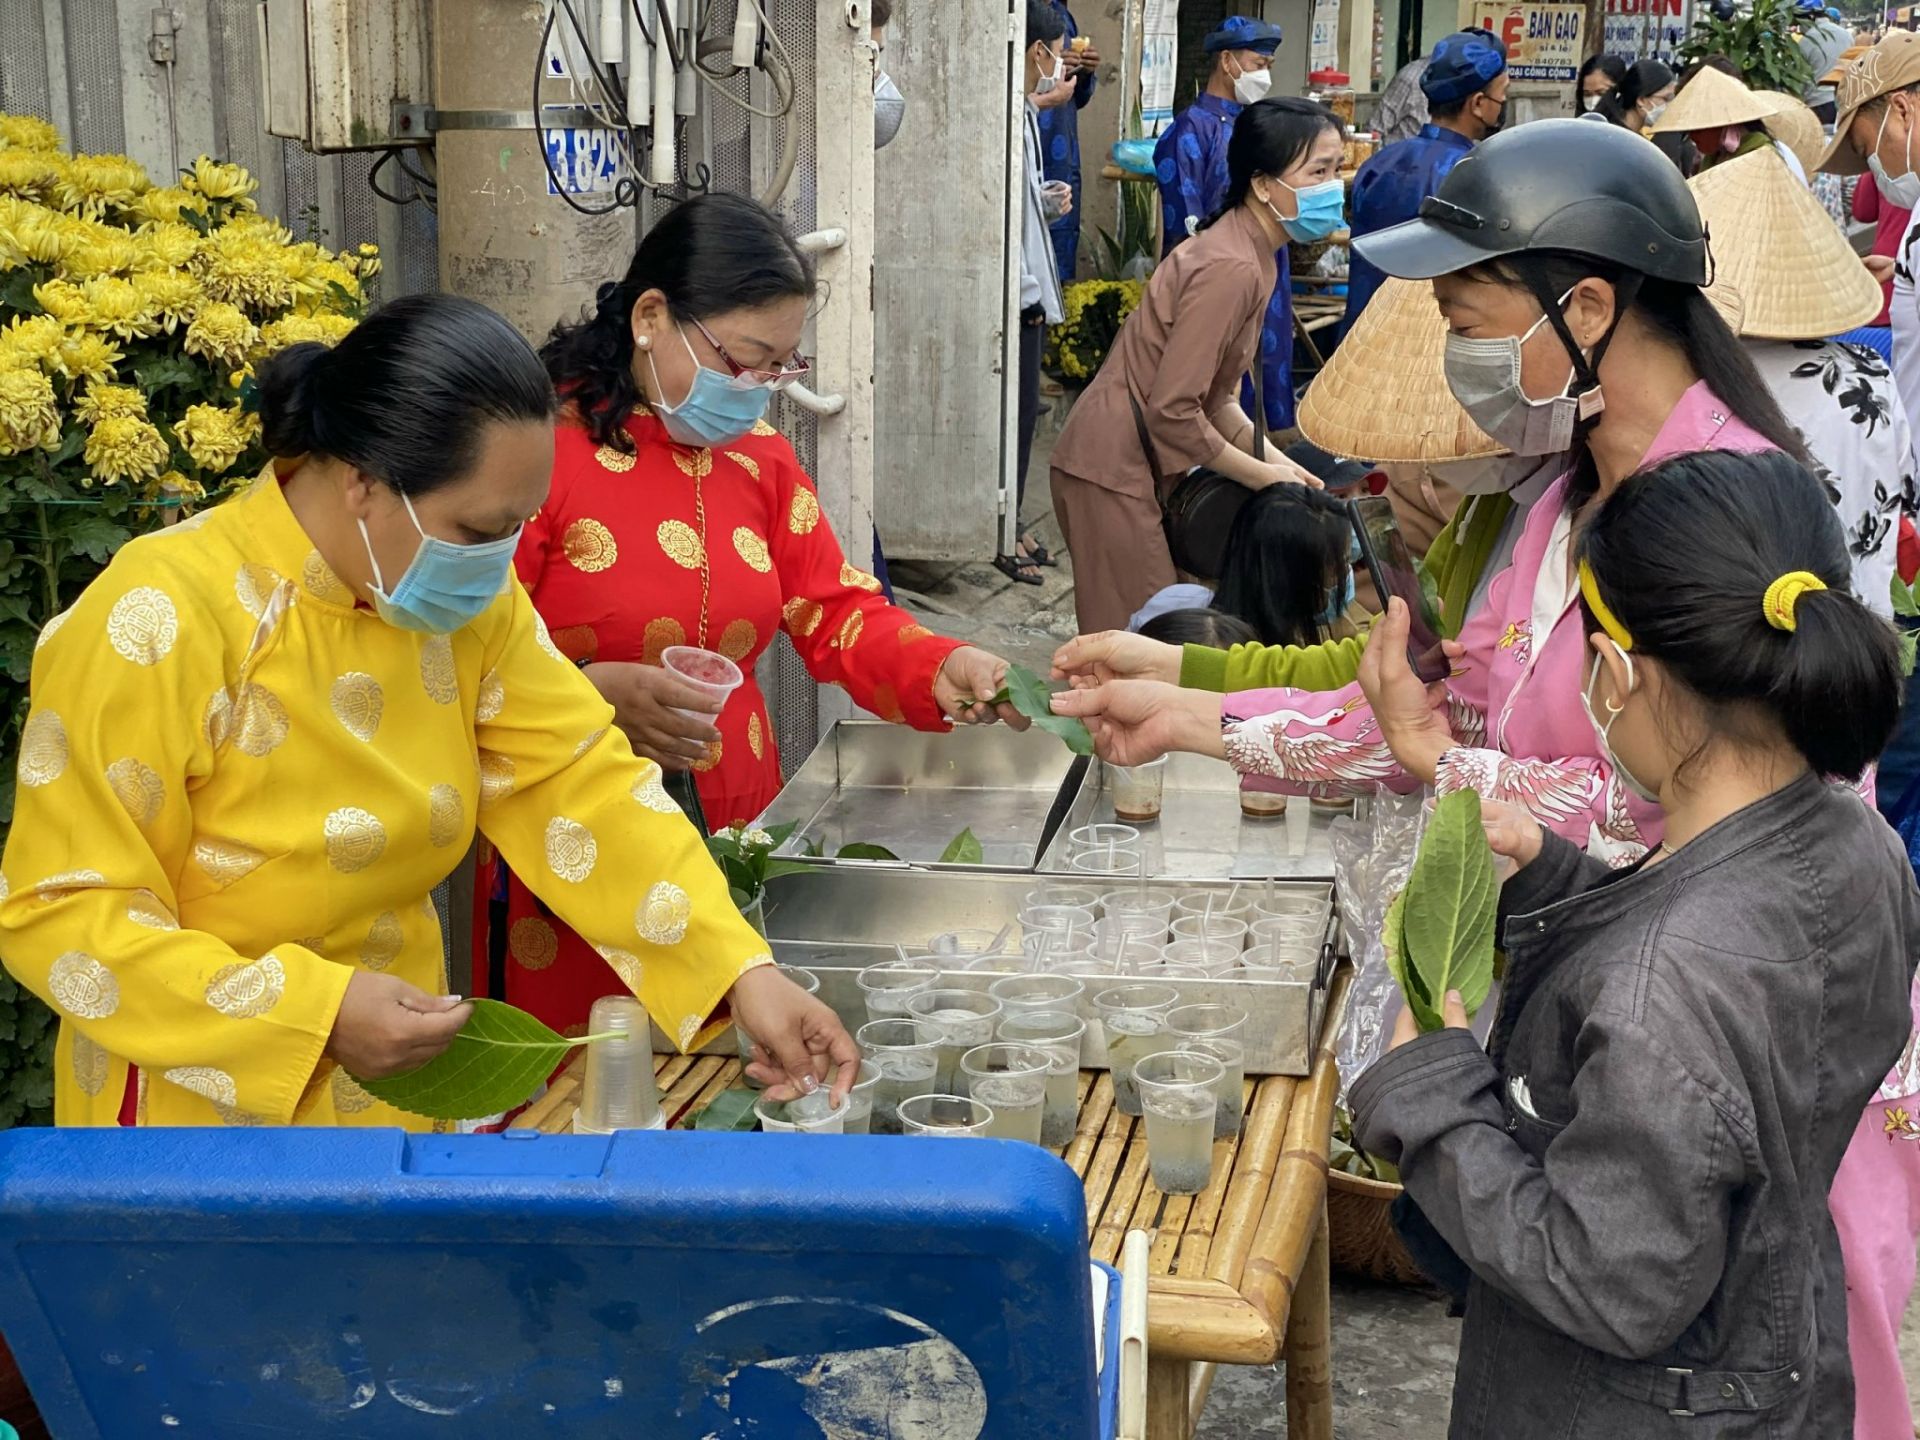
[{"left": 1051, "top": 118, "right": 1914, "bottom": 1437}]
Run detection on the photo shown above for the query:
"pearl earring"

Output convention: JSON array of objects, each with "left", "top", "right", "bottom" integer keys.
[{"left": 636, "top": 335, "right": 650, "bottom": 349}]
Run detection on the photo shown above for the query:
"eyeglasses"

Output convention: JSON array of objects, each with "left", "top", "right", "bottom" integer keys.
[{"left": 688, "top": 316, "right": 811, "bottom": 392}]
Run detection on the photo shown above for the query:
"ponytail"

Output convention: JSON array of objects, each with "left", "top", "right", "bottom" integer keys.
[{"left": 1577, "top": 448, "right": 1900, "bottom": 781}]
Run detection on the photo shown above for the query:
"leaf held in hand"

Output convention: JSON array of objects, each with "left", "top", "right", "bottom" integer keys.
[
  {"left": 693, "top": 1086, "right": 761, "bottom": 1131},
  {"left": 352, "top": 997, "right": 577, "bottom": 1121},
  {"left": 1385, "top": 789, "right": 1497, "bottom": 1033},
  {"left": 1382, "top": 890, "right": 1437, "bottom": 1031},
  {"left": 939, "top": 827, "right": 984, "bottom": 865},
  {"left": 1001, "top": 663, "right": 1094, "bottom": 756}
]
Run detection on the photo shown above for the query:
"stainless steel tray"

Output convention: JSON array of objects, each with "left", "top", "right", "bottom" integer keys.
[
  {"left": 752, "top": 866, "right": 1334, "bottom": 1076},
  {"left": 754, "top": 719, "right": 1085, "bottom": 871},
  {"left": 1038, "top": 753, "right": 1353, "bottom": 881}
]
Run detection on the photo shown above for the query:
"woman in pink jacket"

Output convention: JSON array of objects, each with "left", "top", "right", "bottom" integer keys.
[{"left": 1055, "top": 119, "right": 1920, "bottom": 1438}]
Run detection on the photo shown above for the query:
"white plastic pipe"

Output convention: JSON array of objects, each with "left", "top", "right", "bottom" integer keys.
[
  {"left": 598, "top": 0, "right": 624, "bottom": 67},
  {"left": 625, "top": 0, "right": 651, "bottom": 121},
  {"left": 730, "top": 0, "right": 759, "bottom": 69},
  {"left": 793, "top": 227, "right": 848, "bottom": 254},
  {"left": 649, "top": 10, "right": 676, "bottom": 184},
  {"left": 1118, "top": 1229, "right": 1149, "bottom": 1440},
  {"left": 785, "top": 382, "right": 846, "bottom": 417},
  {"left": 675, "top": 0, "right": 697, "bottom": 115}
]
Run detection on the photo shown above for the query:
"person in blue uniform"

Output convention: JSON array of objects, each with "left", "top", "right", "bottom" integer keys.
[
  {"left": 1152, "top": 16, "right": 1297, "bottom": 433},
  {"left": 1036, "top": 1, "right": 1101, "bottom": 284},
  {"left": 1342, "top": 29, "right": 1507, "bottom": 336}
]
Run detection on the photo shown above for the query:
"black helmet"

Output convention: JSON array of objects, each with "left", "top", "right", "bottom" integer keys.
[{"left": 1354, "top": 119, "right": 1708, "bottom": 286}]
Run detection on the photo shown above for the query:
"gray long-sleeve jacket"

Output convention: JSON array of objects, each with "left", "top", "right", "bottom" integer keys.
[{"left": 1353, "top": 773, "right": 1918, "bottom": 1438}]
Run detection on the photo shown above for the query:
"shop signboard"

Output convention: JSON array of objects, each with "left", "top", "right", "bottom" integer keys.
[{"left": 1465, "top": 0, "right": 1587, "bottom": 81}]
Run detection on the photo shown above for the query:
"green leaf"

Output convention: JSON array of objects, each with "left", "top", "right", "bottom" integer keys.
[
  {"left": 1903, "top": 629, "right": 1918, "bottom": 679},
  {"left": 802, "top": 837, "right": 824, "bottom": 858},
  {"left": 692, "top": 1086, "right": 761, "bottom": 1131},
  {"left": 179, "top": 206, "right": 212, "bottom": 236},
  {"left": 760, "top": 859, "right": 818, "bottom": 882},
  {"left": 1397, "top": 789, "right": 1498, "bottom": 1029},
  {"left": 939, "top": 827, "right": 984, "bottom": 865},
  {"left": 352, "top": 997, "right": 577, "bottom": 1120},
  {"left": 763, "top": 820, "right": 801, "bottom": 849},
  {"left": 0, "top": 266, "right": 46, "bottom": 317},
  {"left": 1001, "top": 663, "right": 1094, "bottom": 756},
  {"left": 837, "top": 842, "right": 902, "bottom": 861},
  {"left": 1382, "top": 890, "right": 1438, "bottom": 1032},
  {"left": 1893, "top": 573, "right": 1920, "bottom": 619}
]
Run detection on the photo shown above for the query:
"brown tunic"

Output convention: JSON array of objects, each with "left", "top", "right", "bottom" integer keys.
[{"left": 1050, "top": 204, "right": 1277, "bottom": 632}]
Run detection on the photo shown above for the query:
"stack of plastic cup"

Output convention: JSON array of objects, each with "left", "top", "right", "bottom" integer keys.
[
  {"left": 898, "top": 1093, "right": 993, "bottom": 1137},
  {"left": 575, "top": 995, "right": 663, "bottom": 1133},
  {"left": 660, "top": 645, "right": 744, "bottom": 724},
  {"left": 1134, "top": 1051, "right": 1227, "bottom": 1194},
  {"left": 853, "top": 1018, "right": 941, "bottom": 1134},
  {"left": 1093, "top": 983, "right": 1179, "bottom": 1115},
  {"left": 736, "top": 965, "right": 819, "bottom": 1085},
  {"left": 998, "top": 1009, "right": 1088, "bottom": 1147},
  {"left": 959, "top": 1043, "right": 1052, "bottom": 1143}
]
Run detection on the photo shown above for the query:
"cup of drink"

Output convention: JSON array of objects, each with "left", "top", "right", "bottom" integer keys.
[
  {"left": 905, "top": 988, "right": 1004, "bottom": 1092},
  {"left": 989, "top": 972, "right": 1086, "bottom": 1016},
  {"left": 1134, "top": 1050, "right": 1227, "bottom": 1194},
  {"left": 660, "top": 644, "right": 744, "bottom": 723},
  {"left": 1093, "top": 983, "right": 1179, "bottom": 1115},
  {"left": 1240, "top": 942, "right": 1317, "bottom": 983},
  {"left": 1085, "top": 928, "right": 1162, "bottom": 976},
  {"left": 1167, "top": 1003, "right": 1247, "bottom": 1041},
  {"left": 1069, "top": 846, "right": 1144, "bottom": 878},
  {"left": 1173, "top": 889, "right": 1253, "bottom": 924},
  {"left": 1068, "top": 823, "right": 1141, "bottom": 857},
  {"left": 928, "top": 928, "right": 1014, "bottom": 964},
  {"left": 1177, "top": 1036, "right": 1246, "bottom": 1138},
  {"left": 856, "top": 957, "right": 940, "bottom": 1024},
  {"left": 1109, "top": 756, "right": 1167, "bottom": 823},
  {"left": 837, "top": 1061, "right": 882, "bottom": 1134},
  {"left": 998, "top": 1010, "right": 1087, "bottom": 1147},
  {"left": 574, "top": 995, "right": 663, "bottom": 1133},
  {"left": 754, "top": 1088, "right": 847, "bottom": 1133},
  {"left": 959, "top": 1043, "right": 1052, "bottom": 1144},
  {"left": 853, "top": 1018, "right": 941, "bottom": 1134},
  {"left": 1024, "top": 883, "right": 1101, "bottom": 913},
  {"left": 1169, "top": 914, "right": 1249, "bottom": 950},
  {"left": 736, "top": 964, "right": 819, "bottom": 1086},
  {"left": 1024, "top": 929, "right": 1096, "bottom": 968},
  {"left": 1159, "top": 938, "right": 1240, "bottom": 974},
  {"left": 1099, "top": 888, "right": 1178, "bottom": 944},
  {"left": 898, "top": 1093, "right": 994, "bottom": 1137},
  {"left": 1239, "top": 786, "right": 1288, "bottom": 820}
]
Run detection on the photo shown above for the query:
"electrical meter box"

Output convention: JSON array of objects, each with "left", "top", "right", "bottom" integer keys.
[{"left": 258, "top": 0, "right": 431, "bottom": 151}]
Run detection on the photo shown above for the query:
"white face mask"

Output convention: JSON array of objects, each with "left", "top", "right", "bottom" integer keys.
[
  {"left": 1580, "top": 646, "right": 1661, "bottom": 804},
  {"left": 1581, "top": 93, "right": 1601, "bottom": 112},
  {"left": 1229, "top": 56, "right": 1273, "bottom": 105},
  {"left": 1871, "top": 100, "right": 1920, "bottom": 210},
  {"left": 1035, "top": 43, "right": 1065, "bottom": 94},
  {"left": 1441, "top": 288, "right": 1588, "bottom": 457},
  {"left": 1642, "top": 100, "right": 1669, "bottom": 125}
]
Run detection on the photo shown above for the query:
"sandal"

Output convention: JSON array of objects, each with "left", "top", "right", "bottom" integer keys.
[
  {"left": 993, "top": 553, "right": 1045, "bottom": 586},
  {"left": 1018, "top": 533, "right": 1058, "bottom": 568}
]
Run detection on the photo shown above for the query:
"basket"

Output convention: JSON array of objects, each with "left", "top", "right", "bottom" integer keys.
[{"left": 1326, "top": 1168, "right": 1430, "bottom": 1286}]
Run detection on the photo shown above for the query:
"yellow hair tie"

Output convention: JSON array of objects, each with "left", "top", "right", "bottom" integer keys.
[
  {"left": 1762, "top": 571, "right": 1826, "bottom": 633},
  {"left": 1577, "top": 559, "right": 1633, "bottom": 652}
]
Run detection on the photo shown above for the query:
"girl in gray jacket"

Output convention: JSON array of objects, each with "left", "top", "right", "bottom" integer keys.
[{"left": 1353, "top": 447, "right": 1920, "bottom": 1437}]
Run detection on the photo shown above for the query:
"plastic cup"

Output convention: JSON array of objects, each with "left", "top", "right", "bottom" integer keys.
[
  {"left": 959, "top": 1043, "right": 1052, "bottom": 1143},
  {"left": 1023, "top": 883, "right": 1101, "bottom": 912},
  {"left": 1024, "top": 929, "right": 1096, "bottom": 968},
  {"left": 736, "top": 964, "right": 819, "bottom": 1087},
  {"left": 1239, "top": 788, "right": 1288, "bottom": 820},
  {"left": 1109, "top": 756, "right": 1167, "bottom": 823},
  {"left": 898, "top": 1093, "right": 994, "bottom": 1137},
  {"left": 854, "top": 1018, "right": 941, "bottom": 1134},
  {"left": 1159, "top": 939, "right": 1240, "bottom": 973},
  {"left": 1172, "top": 890, "right": 1254, "bottom": 923},
  {"left": 1169, "top": 914, "right": 1249, "bottom": 950},
  {"left": 1069, "top": 846, "right": 1144, "bottom": 878},
  {"left": 1138, "top": 961, "right": 1209, "bottom": 981},
  {"left": 574, "top": 995, "right": 663, "bottom": 1133},
  {"left": 1285, "top": 796, "right": 1313, "bottom": 854},
  {"left": 1241, "top": 943, "right": 1317, "bottom": 983},
  {"left": 999, "top": 1010, "right": 1087, "bottom": 1147},
  {"left": 837, "top": 1062, "right": 882, "bottom": 1134},
  {"left": 1134, "top": 1050, "right": 1227, "bottom": 1194},
  {"left": 1094, "top": 983, "right": 1179, "bottom": 1116},
  {"left": 1178, "top": 1036, "right": 1246, "bottom": 1139},
  {"left": 1022, "top": 902, "right": 1096, "bottom": 937},
  {"left": 754, "top": 1088, "right": 847, "bottom": 1133},
  {"left": 1085, "top": 930, "right": 1163, "bottom": 975},
  {"left": 927, "top": 927, "right": 1014, "bottom": 962},
  {"left": 905, "top": 988, "right": 1004, "bottom": 1092},
  {"left": 660, "top": 644, "right": 743, "bottom": 722},
  {"left": 989, "top": 972, "right": 1086, "bottom": 1016},
  {"left": 856, "top": 958, "right": 940, "bottom": 1024},
  {"left": 1068, "top": 822, "right": 1141, "bottom": 857},
  {"left": 1249, "top": 911, "right": 1328, "bottom": 946},
  {"left": 1252, "top": 889, "right": 1331, "bottom": 922},
  {"left": 1167, "top": 1003, "right": 1248, "bottom": 1042},
  {"left": 1099, "top": 888, "right": 1178, "bottom": 944}
]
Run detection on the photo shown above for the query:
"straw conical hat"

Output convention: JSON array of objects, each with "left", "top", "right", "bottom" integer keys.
[
  {"left": 1689, "top": 146, "right": 1881, "bottom": 339},
  {"left": 1298, "top": 278, "right": 1504, "bottom": 462},
  {"left": 1753, "top": 90, "right": 1825, "bottom": 174},
  {"left": 1647, "top": 65, "right": 1785, "bottom": 133}
]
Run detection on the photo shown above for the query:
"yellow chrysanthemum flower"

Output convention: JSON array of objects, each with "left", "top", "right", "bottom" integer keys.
[
  {"left": 174, "top": 402, "right": 259, "bottom": 474},
  {"left": 84, "top": 413, "right": 170, "bottom": 486},
  {"left": 192, "top": 226, "right": 299, "bottom": 313},
  {"left": 59, "top": 228, "right": 139, "bottom": 278},
  {"left": 0, "top": 149, "right": 61, "bottom": 198},
  {"left": 0, "top": 313, "right": 65, "bottom": 371},
  {"left": 131, "top": 185, "right": 208, "bottom": 227},
  {"left": 0, "top": 116, "right": 61, "bottom": 152},
  {"left": 184, "top": 155, "right": 258, "bottom": 205},
  {"left": 258, "top": 310, "right": 356, "bottom": 355},
  {"left": 132, "top": 221, "right": 200, "bottom": 270},
  {"left": 79, "top": 276, "right": 160, "bottom": 340},
  {"left": 0, "top": 365, "right": 61, "bottom": 454},
  {"left": 0, "top": 196, "right": 72, "bottom": 267},
  {"left": 132, "top": 269, "right": 200, "bottom": 332},
  {"left": 53, "top": 154, "right": 150, "bottom": 218},
  {"left": 52, "top": 330, "right": 123, "bottom": 383},
  {"left": 31, "top": 278, "right": 89, "bottom": 327},
  {"left": 73, "top": 382, "right": 147, "bottom": 424},
  {"left": 183, "top": 300, "right": 258, "bottom": 366}
]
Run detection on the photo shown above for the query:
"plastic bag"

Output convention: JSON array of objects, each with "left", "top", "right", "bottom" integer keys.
[{"left": 1329, "top": 790, "right": 1425, "bottom": 1108}]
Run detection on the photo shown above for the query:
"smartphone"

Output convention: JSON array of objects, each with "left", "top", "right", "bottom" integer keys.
[{"left": 1349, "top": 495, "right": 1448, "bottom": 684}]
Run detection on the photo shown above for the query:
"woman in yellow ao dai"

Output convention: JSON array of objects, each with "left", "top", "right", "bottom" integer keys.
[{"left": 0, "top": 294, "right": 853, "bottom": 1128}]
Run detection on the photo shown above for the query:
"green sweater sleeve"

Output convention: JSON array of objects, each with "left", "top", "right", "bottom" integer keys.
[{"left": 1179, "top": 634, "right": 1369, "bottom": 693}]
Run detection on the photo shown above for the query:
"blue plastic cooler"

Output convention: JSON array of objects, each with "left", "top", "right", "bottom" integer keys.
[{"left": 0, "top": 1127, "right": 1120, "bottom": 1438}]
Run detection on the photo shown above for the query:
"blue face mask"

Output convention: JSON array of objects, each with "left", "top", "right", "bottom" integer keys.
[
  {"left": 647, "top": 325, "right": 774, "bottom": 448},
  {"left": 1266, "top": 178, "right": 1346, "bottom": 244},
  {"left": 1319, "top": 569, "right": 1354, "bottom": 627},
  {"left": 358, "top": 492, "right": 520, "bottom": 635}
]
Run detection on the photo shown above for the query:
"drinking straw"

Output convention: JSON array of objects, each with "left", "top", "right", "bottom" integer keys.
[{"left": 987, "top": 922, "right": 1014, "bottom": 957}]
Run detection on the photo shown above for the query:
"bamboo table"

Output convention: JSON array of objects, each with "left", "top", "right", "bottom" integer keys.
[{"left": 512, "top": 971, "right": 1350, "bottom": 1440}]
